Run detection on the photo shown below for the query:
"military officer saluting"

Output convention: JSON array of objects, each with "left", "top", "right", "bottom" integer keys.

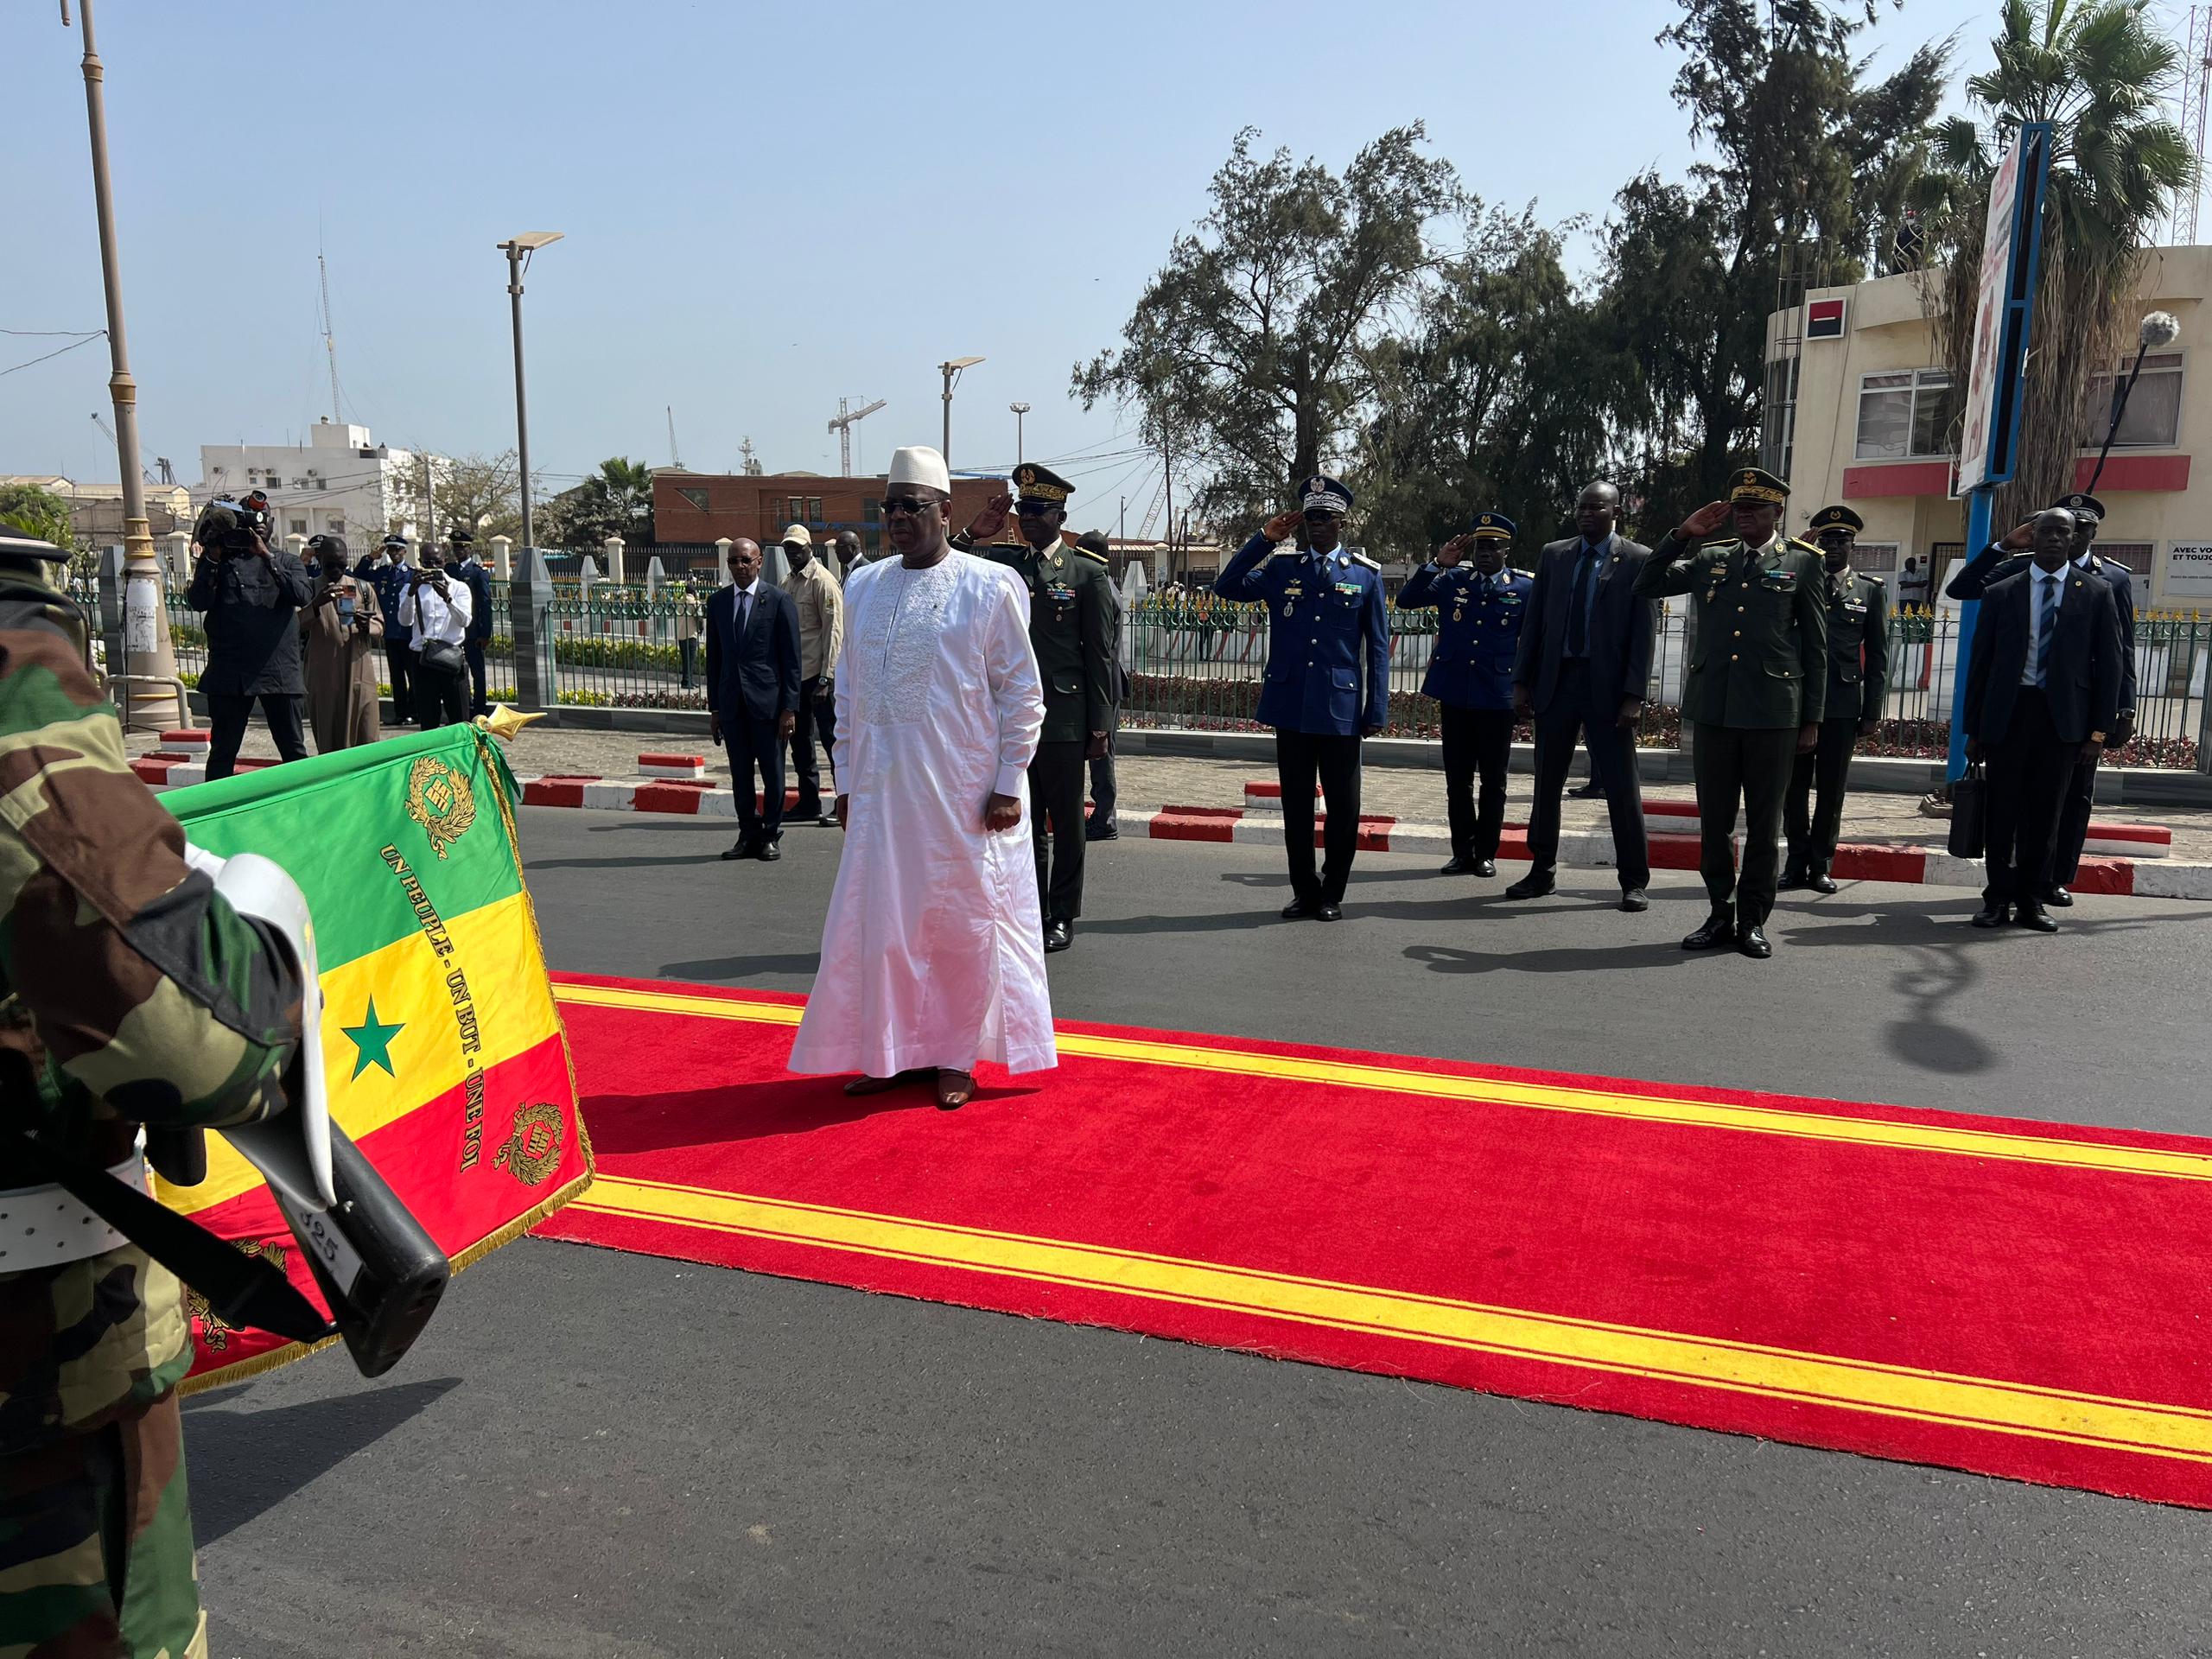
[
  {"left": 1781, "top": 505, "right": 1890, "bottom": 895},
  {"left": 1397, "top": 512, "right": 1531, "bottom": 876},
  {"left": 1215, "top": 475, "right": 1389, "bottom": 920},
  {"left": 957, "top": 463, "right": 1116, "bottom": 953},
  {"left": 1634, "top": 467, "right": 1827, "bottom": 958}
]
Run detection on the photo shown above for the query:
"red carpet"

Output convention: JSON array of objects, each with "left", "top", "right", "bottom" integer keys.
[{"left": 538, "top": 973, "right": 2212, "bottom": 1508}]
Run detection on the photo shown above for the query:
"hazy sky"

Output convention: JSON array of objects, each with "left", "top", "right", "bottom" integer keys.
[{"left": 10, "top": 0, "right": 1999, "bottom": 523}]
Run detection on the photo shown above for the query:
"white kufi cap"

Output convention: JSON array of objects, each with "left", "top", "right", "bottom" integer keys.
[{"left": 887, "top": 446, "right": 951, "bottom": 495}]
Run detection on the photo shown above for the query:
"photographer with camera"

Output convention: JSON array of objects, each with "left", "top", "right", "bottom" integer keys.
[
  {"left": 186, "top": 499, "right": 313, "bottom": 779},
  {"left": 397, "top": 541, "right": 474, "bottom": 728}
]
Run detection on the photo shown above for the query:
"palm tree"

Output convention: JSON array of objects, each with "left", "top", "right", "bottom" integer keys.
[{"left": 1916, "top": 0, "right": 2198, "bottom": 524}]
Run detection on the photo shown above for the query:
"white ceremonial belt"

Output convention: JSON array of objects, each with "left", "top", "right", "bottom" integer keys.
[{"left": 0, "top": 1149, "right": 144, "bottom": 1267}]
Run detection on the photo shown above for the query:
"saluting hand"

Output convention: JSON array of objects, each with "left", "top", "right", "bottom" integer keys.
[
  {"left": 1677, "top": 500, "right": 1732, "bottom": 541},
  {"left": 2001, "top": 520, "right": 2037, "bottom": 550},
  {"left": 1435, "top": 534, "right": 1471, "bottom": 569},
  {"left": 965, "top": 492, "right": 1014, "bottom": 543},
  {"left": 1262, "top": 511, "right": 1301, "bottom": 543}
]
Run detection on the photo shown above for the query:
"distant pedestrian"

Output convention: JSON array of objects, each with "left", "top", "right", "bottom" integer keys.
[
  {"left": 449, "top": 527, "right": 494, "bottom": 715},
  {"left": 360, "top": 533, "right": 414, "bottom": 721},
  {"left": 832, "top": 529, "right": 864, "bottom": 584},
  {"left": 672, "top": 579, "right": 704, "bottom": 690},
  {"left": 1897, "top": 556, "right": 1931, "bottom": 612},
  {"left": 708, "top": 537, "right": 802, "bottom": 861},
  {"left": 301, "top": 533, "right": 384, "bottom": 753},
  {"left": 188, "top": 499, "right": 311, "bottom": 779},
  {"left": 1076, "top": 529, "right": 1123, "bottom": 840},
  {"left": 398, "top": 542, "right": 474, "bottom": 728},
  {"left": 779, "top": 524, "right": 845, "bottom": 826}
]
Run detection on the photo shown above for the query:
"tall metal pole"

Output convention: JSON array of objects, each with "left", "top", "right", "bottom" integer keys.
[
  {"left": 72, "top": 0, "right": 177, "bottom": 725},
  {"left": 507, "top": 244, "right": 534, "bottom": 551},
  {"left": 1010, "top": 400, "right": 1031, "bottom": 464},
  {"left": 941, "top": 365, "right": 954, "bottom": 468}
]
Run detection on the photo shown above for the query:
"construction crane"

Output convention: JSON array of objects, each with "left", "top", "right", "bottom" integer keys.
[
  {"left": 827, "top": 397, "right": 887, "bottom": 475},
  {"left": 317, "top": 251, "right": 341, "bottom": 424},
  {"left": 89, "top": 412, "right": 163, "bottom": 486},
  {"left": 2178, "top": 7, "right": 2212, "bottom": 245}
]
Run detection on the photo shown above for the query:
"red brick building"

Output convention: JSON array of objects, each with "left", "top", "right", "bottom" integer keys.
[{"left": 653, "top": 471, "right": 1008, "bottom": 558}]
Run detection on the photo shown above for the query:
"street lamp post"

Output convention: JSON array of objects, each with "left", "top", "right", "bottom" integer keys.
[
  {"left": 939, "top": 356, "right": 984, "bottom": 471},
  {"left": 1009, "top": 400, "right": 1032, "bottom": 464},
  {"left": 65, "top": 0, "right": 179, "bottom": 728},
  {"left": 498, "top": 232, "right": 563, "bottom": 551}
]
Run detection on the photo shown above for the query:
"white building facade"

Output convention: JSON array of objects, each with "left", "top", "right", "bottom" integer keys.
[{"left": 196, "top": 420, "right": 448, "bottom": 547}]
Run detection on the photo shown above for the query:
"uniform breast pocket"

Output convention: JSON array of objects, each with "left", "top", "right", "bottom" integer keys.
[{"left": 1764, "top": 664, "right": 1802, "bottom": 680}]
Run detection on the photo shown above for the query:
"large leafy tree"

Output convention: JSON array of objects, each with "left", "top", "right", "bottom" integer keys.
[
  {"left": 547, "top": 457, "right": 658, "bottom": 550},
  {"left": 1073, "top": 125, "right": 1462, "bottom": 539},
  {"left": 1916, "top": 0, "right": 2196, "bottom": 524},
  {"left": 0, "top": 482, "right": 76, "bottom": 555}
]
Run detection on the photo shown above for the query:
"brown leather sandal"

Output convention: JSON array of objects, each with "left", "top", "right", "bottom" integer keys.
[{"left": 934, "top": 1069, "right": 975, "bottom": 1110}]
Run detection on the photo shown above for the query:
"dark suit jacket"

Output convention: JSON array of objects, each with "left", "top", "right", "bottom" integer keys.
[
  {"left": 456, "top": 558, "right": 494, "bottom": 644},
  {"left": 186, "top": 547, "right": 313, "bottom": 696},
  {"left": 1948, "top": 543, "right": 2138, "bottom": 716},
  {"left": 1963, "top": 565, "right": 2123, "bottom": 746},
  {"left": 705, "top": 582, "right": 801, "bottom": 724},
  {"left": 1511, "top": 535, "right": 1657, "bottom": 715}
]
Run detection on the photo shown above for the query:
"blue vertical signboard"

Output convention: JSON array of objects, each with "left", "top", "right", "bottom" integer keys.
[{"left": 1947, "top": 123, "right": 2053, "bottom": 779}]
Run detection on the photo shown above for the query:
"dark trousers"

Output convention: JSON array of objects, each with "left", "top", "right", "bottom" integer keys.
[
  {"left": 1982, "top": 689, "right": 2074, "bottom": 906},
  {"left": 1785, "top": 718, "right": 1860, "bottom": 870},
  {"left": 723, "top": 704, "right": 786, "bottom": 844},
  {"left": 413, "top": 655, "right": 469, "bottom": 729},
  {"left": 1527, "top": 663, "right": 1649, "bottom": 887},
  {"left": 1276, "top": 728, "right": 1362, "bottom": 904},
  {"left": 385, "top": 639, "right": 414, "bottom": 722},
  {"left": 205, "top": 691, "right": 307, "bottom": 780},
  {"left": 788, "top": 675, "right": 837, "bottom": 816},
  {"left": 678, "top": 638, "right": 699, "bottom": 690},
  {"left": 1440, "top": 705, "right": 1514, "bottom": 861},
  {"left": 1088, "top": 736, "right": 1118, "bottom": 830},
  {"left": 1030, "top": 739, "right": 1089, "bottom": 921},
  {"left": 1691, "top": 722, "right": 1798, "bottom": 926},
  {"left": 465, "top": 639, "right": 489, "bottom": 715},
  {"left": 2049, "top": 748, "right": 2101, "bottom": 887}
]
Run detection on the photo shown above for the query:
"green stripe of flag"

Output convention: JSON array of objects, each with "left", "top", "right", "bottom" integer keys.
[{"left": 163, "top": 724, "right": 524, "bottom": 969}]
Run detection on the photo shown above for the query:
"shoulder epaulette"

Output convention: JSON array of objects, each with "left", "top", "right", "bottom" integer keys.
[
  {"left": 1073, "top": 545, "right": 1109, "bottom": 567},
  {"left": 1789, "top": 537, "right": 1822, "bottom": 556},
  {"left": 1350, "top": 550, "right": 1380, "bottom": 570}
]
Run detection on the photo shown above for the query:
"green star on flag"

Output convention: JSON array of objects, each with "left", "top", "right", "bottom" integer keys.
[{"left": 342, "top": 998, "right": 404, "bottom": 1080}]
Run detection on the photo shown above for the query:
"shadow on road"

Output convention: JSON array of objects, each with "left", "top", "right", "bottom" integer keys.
[
  {"left": 185, "top": 1376, "right": 461, "bottom": 1544},
  {"left": 660, "top": 950, "right": 822, "bottom": 980}
]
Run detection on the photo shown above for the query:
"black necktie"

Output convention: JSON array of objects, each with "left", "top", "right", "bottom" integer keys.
[
  {"left": 1567, "top": 548, "right": 1597, "bottom": 656},
  {"left": 736, "top": 589, "right": 751, "bottom": 637}
]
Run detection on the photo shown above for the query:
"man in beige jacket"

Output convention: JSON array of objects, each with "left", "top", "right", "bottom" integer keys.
[{"left": 780, "top": 524, "right": 845, "bottom": 825}]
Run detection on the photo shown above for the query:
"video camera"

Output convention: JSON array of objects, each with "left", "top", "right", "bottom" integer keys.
[{"left": 198, "top": 499, "right": 273, "bottom": 555}]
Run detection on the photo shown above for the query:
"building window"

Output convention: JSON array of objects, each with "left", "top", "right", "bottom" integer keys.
[
  {"left": 1762, "top": 355, "right": 1799, "bottom": 480},
  {"left": 806, "top": 496, "right": 823, "bottom": 521},
  {"left": 863, "top": 499, "right": 880, "bottom": 524},
  {"left": 787, "top": 496, "right": 804, "bottom": 522},
  {"left": 289, "top": 518, "right": 308, "bottom": 536},
  {"left": 1849, "top": 541, "right": 1899, "bottom": 573},
  {"left": 2096, "top": 541, "right": 2155, "bottom": 575},
  {"left": 2084, "top": 353, "right": 2182, "bottom": 448},
  {"left": 326, "top": 515, "right": 345, "bottom": 533},
  {"left": 1854, "top": 369, "right": 1955, "bottom": 461},
  {"left": 677, "top": 486, "right": 709, "bottom": 512}
]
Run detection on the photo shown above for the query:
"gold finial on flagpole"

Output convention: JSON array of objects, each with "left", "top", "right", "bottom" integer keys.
[{"left": 475, "top": 705, "right": 547, "bottom": 742}]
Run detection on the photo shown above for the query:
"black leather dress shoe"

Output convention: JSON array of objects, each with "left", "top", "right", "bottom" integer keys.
[
  {"left": 1281, "top": 897, "right": 1319, "bottom": 920},
  {"left": 1971, "top": 902, "right": 2010, "bottom": 929},
  {"left": 816, "top": 812, "right": 839, "bottom": 828},
  {"left": 1473, "top": 858, "right": 1497, "bottom": 878},
  {"left": 755, "top": 838, "right": 782, "bottom": 862},
  {"left": 1807, "top": 870, "right": 1840, "bottom": 894},
  {"left": 721, "top": 838, "right": 759, "bottom": 861},
  {"left": 1735, "top": 925, "right": 1773, "bottom": 959},
  {"left": 1619, "top": 887, "right": 1650, "bottom": 913},
  {"left": 1316, "top": 902, "right": 1343, "bottom": 922},
  {"left": 2042, "top": 886, "right": 2075, "bottom": 908},
  {"left": 1777, "top": 863, "right": 1809, "bottom": 893},
  {"left": 1440, "top": 855, "right": 1476, "bottom": 875},
  {"left": 1504, "top": 873, "right": 1556, "bottom": 900},
  {"left": 1085, "top": 821, "right": 1120, "bottom": 842},
  {"left": 1682, "top": 913, "right": 1736, "bottom": 951},
  {"left": 1044, "top": 918, "right": 1073, "bottom": 953},
  {"left": 2015, "top": 904, "right": 2058, "bottom": 933}
]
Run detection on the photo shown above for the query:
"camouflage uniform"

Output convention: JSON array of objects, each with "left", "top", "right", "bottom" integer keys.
[{"left": 0, "top": 531, "right": 302, "bottom": 1659}]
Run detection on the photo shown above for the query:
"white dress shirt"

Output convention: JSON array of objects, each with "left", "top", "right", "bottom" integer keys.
[{"left": 398, "top": 572, "right": 473, "bottom": 645}]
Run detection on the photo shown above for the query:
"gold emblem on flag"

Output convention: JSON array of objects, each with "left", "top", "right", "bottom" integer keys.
[
  {"left": 185, "top": 1239, "right": 289, "bottom": 1351},
  {"left": 495, "top": 1101, "right": 566, "bottom": 1186},
  {"left": 406, "top": 755, "right": 477, "bottom": 860}
]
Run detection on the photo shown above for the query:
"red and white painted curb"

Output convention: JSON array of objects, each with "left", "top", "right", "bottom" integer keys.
[{"left": 127, "top": 758, "right": 2211, "bottom": 899}]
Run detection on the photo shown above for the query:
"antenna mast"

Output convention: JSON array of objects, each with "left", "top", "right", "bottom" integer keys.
[
  {"left": 2179, "top": 5, "right": 2211, "bottom": 244},
  {"left": 317, "top": 251, "right": 340, "bottom": 423}
]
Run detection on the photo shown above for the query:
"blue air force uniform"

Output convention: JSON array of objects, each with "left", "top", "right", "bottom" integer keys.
[
  {"left": 1396, "top": 512, "right": 1530, "bottom": 871},
  {"left": 1214, "top": 475, "right": 1388, "bottom": 917}
]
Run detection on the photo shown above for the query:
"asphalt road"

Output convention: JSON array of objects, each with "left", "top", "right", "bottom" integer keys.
[{"left": 190, "top": 808, "right": 2212, "bottom": 1657}]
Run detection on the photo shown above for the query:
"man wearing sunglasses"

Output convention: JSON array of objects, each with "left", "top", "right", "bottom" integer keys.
[
  {"left": 787, "top": 446, "right": 1053, "bottom": 1113},
  {"left": 953, "top": 463, "right": 1115, "bottom": 953},
  {"left": 1214, "top": 475, "right": 1389, "bottom": 921}
]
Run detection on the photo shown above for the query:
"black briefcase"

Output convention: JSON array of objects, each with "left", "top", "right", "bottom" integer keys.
[{"left": 1948, "top": 763, "right": 1987, "bottom": 859}]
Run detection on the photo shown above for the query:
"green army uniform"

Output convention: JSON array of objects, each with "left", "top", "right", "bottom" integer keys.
[
  {"left": 1783, "top": 505, "right": 1891, "bottom": 892},
  {"left": 956, "top": 464, "right": 1115, "bottom": 948},
  {"left": 1633, "top": 468, "right": 1827, "bottom": 948},
  {"left": 0, "top": 525, "right": 302, "bottom": 1658},
  {"left": 1073, "top": 532, "right": 1125, "bottom": 840}
]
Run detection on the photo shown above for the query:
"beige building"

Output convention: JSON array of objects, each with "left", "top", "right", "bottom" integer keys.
[
  {"left": 0, "top": 475, "right": 195, "bottom": 543},
  {"left": 1765, "top": 247, "right": 2211, "bottom": 607}
]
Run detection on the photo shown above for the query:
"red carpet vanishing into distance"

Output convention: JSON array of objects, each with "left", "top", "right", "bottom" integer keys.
[{"left": 537, "top": 973, "right": 2212, "bottom": 1509}]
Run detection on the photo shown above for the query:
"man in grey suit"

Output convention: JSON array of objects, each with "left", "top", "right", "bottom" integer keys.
[{"left": 1510, "top": 481, "right": 1659, "bottom": 912}]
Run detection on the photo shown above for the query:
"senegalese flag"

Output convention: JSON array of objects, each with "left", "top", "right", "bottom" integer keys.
[{"left": 156, "top": 722, "right": 590, "bottom": 1389}]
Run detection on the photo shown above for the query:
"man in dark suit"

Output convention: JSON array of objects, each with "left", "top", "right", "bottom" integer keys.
[
  {"left": 707, "top": 537, "right": 803, "bottom": 861},
  {"left": 448, "top": 527, "right": 495, "bottom": 716},
  {"left": 1509, "top": 480, "right": 1657, "bottom": 912},
  {"left": 1963, "top": 508, "right": 2123, "bottom": 932},
  {"left": 1947, "top": 491, "right": 2136, "bottom": 907}
]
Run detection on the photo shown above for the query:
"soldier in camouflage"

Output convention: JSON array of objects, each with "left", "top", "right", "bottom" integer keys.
[{"left": 0, "top": 522, "right": 304, "bottom": 1658}]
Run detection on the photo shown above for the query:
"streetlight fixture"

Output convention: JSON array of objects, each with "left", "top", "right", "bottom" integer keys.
[
  {"left": 498, "top": 232, "right": 563, "bottom": 551},
  {"left": 1009, "top": 400, "right": 1032, "bottom": 464},
  {"left": 939, "top": 356, "right": 984, "bottom": 470}
]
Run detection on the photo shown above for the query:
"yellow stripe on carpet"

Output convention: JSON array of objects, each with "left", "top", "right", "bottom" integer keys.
[
  {"left": 571, "top": 1174, "right": 2212, "bottom": 1466},
  {"left": 550, "top": 982, "right": 2212, "bottom": 1185}
]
